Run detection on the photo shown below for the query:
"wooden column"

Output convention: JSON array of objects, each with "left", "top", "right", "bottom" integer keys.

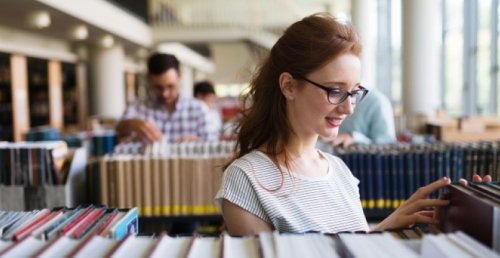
[
  {"left": 48, "top": 60, "right": 63, "bottom": 130},
  {"left": 76, "top": 62, "right": 88, "bottom": 130},
  {"left": 10, "top": 55, "right": 29, "bottom": 141}
]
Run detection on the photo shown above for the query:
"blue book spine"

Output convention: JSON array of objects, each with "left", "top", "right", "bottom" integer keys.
[
  {"left": 113, "top": 208, "right": 139, "bottom": 241},
  {"left": 353, "top": 152, "right": 366, "bottom": 208},
  {"left": 374, "top": 152, "right": 384, "bottom": 209},
  {"left": 365, "top": 153, "right": 374, "bottom": 210},
  {"left": 413, "top": 150, "right": 421, "bottom": 191},
  {"left": 383, "top": 152, "right": 392, "bottom": 209},
  {"left": 405, "top": 151, "right": 415, "bottom": 199},
  {"left": 390, "top": 152, "right": 399, "bottom": 209},
  {"left": 397, "top": 152, "right": 405, "bottom": 205}
]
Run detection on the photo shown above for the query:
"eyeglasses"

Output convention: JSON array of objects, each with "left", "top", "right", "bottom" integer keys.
[{"left": 295, "top": 76, "right": 369, "bottom": 105}]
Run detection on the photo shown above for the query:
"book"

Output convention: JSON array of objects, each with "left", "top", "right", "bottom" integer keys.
[{"left": 439, "top": 183, "right": 500, "bottom": 251}]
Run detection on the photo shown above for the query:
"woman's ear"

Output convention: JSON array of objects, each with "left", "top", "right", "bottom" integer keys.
[{"left": 279, "top": 72, "right": 295, "bottom": 100}]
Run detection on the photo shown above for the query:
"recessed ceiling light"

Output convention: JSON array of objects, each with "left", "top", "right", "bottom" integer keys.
[
  {"left": 28, "top": 11, "right": 51, "bottom": 29},
  {"left": 72, "top": 25, "right": 88, "bottom": 40},
  {"left": 101, "top": 35, "right": 114, "bottom": 48}
]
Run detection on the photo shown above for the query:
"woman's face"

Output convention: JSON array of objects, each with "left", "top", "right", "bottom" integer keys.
[{"left": 286, "top": 53, "right": 361, "bottom": 140}]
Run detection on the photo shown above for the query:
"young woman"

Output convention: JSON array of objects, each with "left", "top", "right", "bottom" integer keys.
[{"left": 215, "top": 13, "right": 490, "bottom": 235}]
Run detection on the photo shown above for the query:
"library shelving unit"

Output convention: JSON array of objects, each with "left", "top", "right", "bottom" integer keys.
[
  {"left": 0, "top": 52, "right": 13, "bottom": 141},
  {"left": 27, "top": 57, "right": 50, "bottom": 128},
  {"left": 0, "top": 51, "right": 88, "bottom": 141}
]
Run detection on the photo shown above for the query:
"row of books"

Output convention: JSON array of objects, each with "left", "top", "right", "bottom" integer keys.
[
  {"left": 0, "top": 141, "right": 69, "bottom": 186},
  {"left": 0, "top": 229, "right": 497, "bottom": 258},
  {"left": 0, "top": 206, "right": 138, "bottom": 243},
  {"left": 90, "top": 155, "right": 230, "bottom": 217},
  {"left": 330, "top": 142, "right": 500, "bottom": 209},
  {"left": 112, "top": 140, "right": 236, "bottom": 157},
  {"left": 439, "top": 182, "right": 500, "bottom": 252},
  {"left": 91, "top": 131, "right": 116, "bottom": 157}
]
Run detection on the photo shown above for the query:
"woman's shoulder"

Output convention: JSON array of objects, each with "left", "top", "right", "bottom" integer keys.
[
  {"left": 320, "top": 151, "right": 348, "bottom": 169},
  {"left": 319, "top": 149, "right": 360, "bottom": 185},
  {"left": 228, "top": 150, "right": 274, "bottom": 170}
]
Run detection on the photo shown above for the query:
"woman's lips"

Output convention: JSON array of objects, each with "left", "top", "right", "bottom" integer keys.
[{"left": 326, "top": 117, "right": 343, "bottom": 127}]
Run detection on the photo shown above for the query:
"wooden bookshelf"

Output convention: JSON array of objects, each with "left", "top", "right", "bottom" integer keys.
[
  {"left": 62, "top": 62, "right": 79, "bottom": 132},
  {"left": 0, "top": 52, "right": 88, "bottom": 141},
  {"left": 0, "top": 52, "right": 13, "bottom": 141},
  {"left": 27, "top": 57, "right": 50, "bottom": 128}
]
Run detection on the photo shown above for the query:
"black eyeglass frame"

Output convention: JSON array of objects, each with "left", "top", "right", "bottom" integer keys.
[{"left": 294, "top": 76, "right": 369, "bottom": 105}]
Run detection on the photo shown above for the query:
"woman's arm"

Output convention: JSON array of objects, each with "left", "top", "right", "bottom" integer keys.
[
  {"left": 222, "top": 199, "right": 273, "bottom": 236},
  {"left": 373, "top": 174, "right": 493, "bottom": 231}
]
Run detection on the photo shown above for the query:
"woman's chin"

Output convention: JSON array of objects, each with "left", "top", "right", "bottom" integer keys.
[{"left": 320, "top": 130, "right": 338, "bottom": 140}]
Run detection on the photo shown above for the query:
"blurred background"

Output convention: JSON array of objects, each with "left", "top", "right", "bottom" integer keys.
[{"left": 0, "top": 0, "right": 498, "bottom": 142}]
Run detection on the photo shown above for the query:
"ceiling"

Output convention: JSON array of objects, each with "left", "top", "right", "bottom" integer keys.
[
  {"left": 0, "top": 0, "right": 350, "bottom": 59},
  {"left": 0, "top": 0, "right": 145, "bottom": 56}
]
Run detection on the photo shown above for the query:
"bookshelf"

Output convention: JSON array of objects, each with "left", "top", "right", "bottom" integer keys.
[
  {"left": 0, "top": 52, "right": 13, "bottom": 141},
  {"left": 27, "top": 57, "right": 50, "bottom": 127},
  {"left": 62, "top": 62, "right": 78, "bottom": 132}
]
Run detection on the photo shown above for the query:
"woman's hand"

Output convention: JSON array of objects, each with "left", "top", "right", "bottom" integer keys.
[
  {"left": 458, "top": 174, "right": 492, "bottom": 186},
  {"left": 373, "top": 177, "right": 451, "bottom": 231}
]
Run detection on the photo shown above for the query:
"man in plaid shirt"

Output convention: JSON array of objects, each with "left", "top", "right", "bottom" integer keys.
[{"left": 116, "top": 53, "right": 212, "bottom": 143}]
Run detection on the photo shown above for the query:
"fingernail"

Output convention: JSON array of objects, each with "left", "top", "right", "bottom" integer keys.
[{"left": 442, "top": 177, "right": 448, "bottom": 181}]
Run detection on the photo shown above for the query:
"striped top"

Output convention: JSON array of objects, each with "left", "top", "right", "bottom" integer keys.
[
  {"left": 216, "top": 150, "right": 369, "bottom": 234},
  {"left": 122, "top": 96, "right": 212, "bottom": 143}
]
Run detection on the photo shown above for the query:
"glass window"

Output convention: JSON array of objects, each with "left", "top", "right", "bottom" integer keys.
[
  {"left": 443, "top": 0, "right": 464, "bottom": 116},
  {"left": 477, "top": 0, "right": 492, "bottom": 114}
]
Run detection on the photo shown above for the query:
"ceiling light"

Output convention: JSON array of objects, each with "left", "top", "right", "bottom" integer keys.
[
  {"left": 71, "top": 25, "right": 88, "bottom": 40},
  {"left": 28, "top": 11, "right": 51, "bottom": 29},
  {"left": 100, "top": 35, "right": 114, "bottom": 48}
]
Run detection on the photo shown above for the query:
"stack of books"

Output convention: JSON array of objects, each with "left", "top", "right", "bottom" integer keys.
[
  {"left": 330, "top": 142, "right": 500, "bottom": 211},
  {"left": 0, "top": 206, "right": 138, "bottom": 257},
  {"left": 439, "top": 182, "right": 500, "bottom": 252},
  {"left": 89, "top": 141, "right": 235, "bottom": 217},
  {"left": 0, "top": 141, "right": 69, "bottom": 186},
  {"left": 1, "top": 229, "right": 497, "bottom": 258}
]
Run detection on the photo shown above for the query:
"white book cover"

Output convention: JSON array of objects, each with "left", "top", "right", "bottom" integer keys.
[
  {"left": 36, "top": 236, "right": 80, "bottom": 258},
  {"left": 421, "top": 234, "right": 472, "bottom": 258},
  {"left": 1, "top": 236, "right": 45, "bottom": 257},
  {"left": 72, "top": 235, "right": 116, "bottom": 258},
  {"left": 149, "top": 235, "right": 192, "bottom": 258},
  {"left": 222, "top": 234, "right": 259, "bottom": 258},
  {"left": 258, "top": 232, "right": 276, "bottom": 258},
  {"left": 186, "top": 237, "right": 221, "bottom": 258},
  {"left": 108, "top": 236, "right": 154, "bottom": 258}
]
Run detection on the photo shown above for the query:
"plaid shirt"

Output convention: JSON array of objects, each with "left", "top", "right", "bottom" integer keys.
[{"left": 122, "top": 96, "right": 211, "bottom": 143}]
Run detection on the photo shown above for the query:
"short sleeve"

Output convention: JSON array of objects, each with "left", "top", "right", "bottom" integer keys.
[
  {"left": 215, "top": 164, "right": 271, "bottom": 223},
  {"left": 328, "top": 154, "right": 361, "bottom": 198}
]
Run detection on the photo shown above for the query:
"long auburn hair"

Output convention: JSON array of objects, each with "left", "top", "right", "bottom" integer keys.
[{"left": 228, "top": 12, "right": 362, "bottom": 168}]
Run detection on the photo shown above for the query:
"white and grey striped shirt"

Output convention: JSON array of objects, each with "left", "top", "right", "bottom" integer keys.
[{"left": 216, "top": 150, "right": 369, "bottom": 233}]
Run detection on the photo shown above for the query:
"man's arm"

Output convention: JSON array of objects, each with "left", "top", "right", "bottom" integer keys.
[{"left": 115, "top": 118, "right": 162, "bottom": 144}]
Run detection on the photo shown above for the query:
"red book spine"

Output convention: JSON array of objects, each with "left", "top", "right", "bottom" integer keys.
[
  {"left": 13, "top": 210, "right": 59, "bottom": 241},
  {"left": 61, "top": 208, "right": 94, "bottom": 235},
  {"left": 71, "top": 208, "right": 105, "bottom": 239},
  {"left": 96, "top": 209, "right": 119, "bottom": 236}
]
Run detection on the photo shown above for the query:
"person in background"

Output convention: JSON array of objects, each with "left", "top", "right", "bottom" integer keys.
[
  {"left": 116, "top": 52, "right": 210, "bottom": 144},
  {"left": 327, "top": 87, "right": 396, "bottom": 147},
  {"left": 194, "top": 81, "right": 222, "bottom": 141},
  {"left": 215, "top": 13, "right": 491, "bottom": 236}
]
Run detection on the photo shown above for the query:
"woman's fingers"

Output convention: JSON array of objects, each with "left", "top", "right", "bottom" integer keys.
[
  {"left": 408, "top": 177, "right": 451, "bottom": 201},
  {"left": 460, "top": 174, "right": 492, "bottom": 186},
  {"left": 401, "top": 199, "right": 450, "bottom": 214}
]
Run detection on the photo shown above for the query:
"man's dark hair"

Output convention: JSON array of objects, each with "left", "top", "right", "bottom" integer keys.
[
  {"left": 194, "top": 81, "right": 216, "bottom": 96},
  {"left": 147, "top": 52, "right": 180, "bottom": 75}
]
